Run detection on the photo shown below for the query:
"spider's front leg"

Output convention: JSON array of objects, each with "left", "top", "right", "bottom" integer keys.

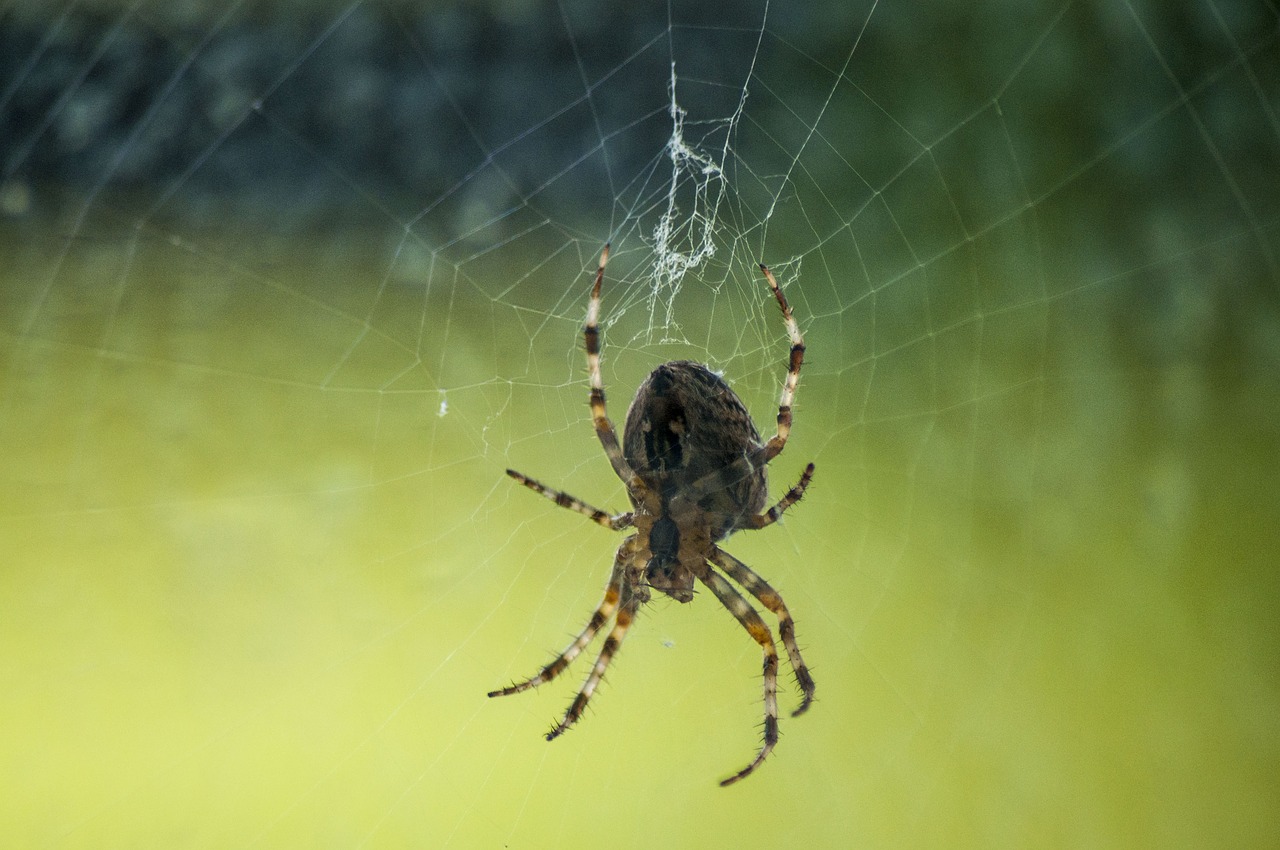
[
  {"left": 694, "top": 564, "right": 781, "bottom": 786},
  {"left": 546, "top": 579, "right": 644, "bottom": 740},
  {"left": 711, "top": 548, "right": 815, "bottom": 717},
  {"left": 487, "top": 538, "right": 635, "bottom": 698}
]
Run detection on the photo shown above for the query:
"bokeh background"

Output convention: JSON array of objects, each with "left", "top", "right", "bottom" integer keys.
[{"left": 2, "top": 0, "right": 1278, "bottom": 847}]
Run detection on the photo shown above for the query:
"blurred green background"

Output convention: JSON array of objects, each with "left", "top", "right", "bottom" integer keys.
[{"left": 2, "top": 0, "right": 1278, "bottom": 847}]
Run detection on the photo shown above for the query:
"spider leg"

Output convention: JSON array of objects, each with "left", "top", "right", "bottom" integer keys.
[
  {"left": 505, "top": 468, "right": 634, "bottom": 530},
  {"left": 487, "top": 538, "right": 634, "bottom": 698},
  {"left": 694, "top": 565, "right": 780, "bottom": 787},
  {"left": 671, "top": 457, "right": 814, "bottom": 527},
  {"left": 546, "top": 582, "right": 642, "bottom": 740},
  {"left": 758, "top": 263, "right": 804, "bottom": 462},
  {"left": 583, "top": 244, "right": 646, "bottom": 495},
  {"left": 744, "top": 463, "right": 815, "bottom": 531},
  {"left": 710, "top": 547, "right": 816, "bottom": 717},
  {"left": 666, "top": 265, "right": 807, "bottom": 516}
]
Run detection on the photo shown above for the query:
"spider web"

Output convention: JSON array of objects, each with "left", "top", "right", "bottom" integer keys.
[{"left": 2, "top": 0, "right": 1279, "bottom": 847}]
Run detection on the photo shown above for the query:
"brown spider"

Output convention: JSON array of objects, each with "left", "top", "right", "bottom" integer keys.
[{"left": 489, "top": 245, "right": 816, "bottom": 786}]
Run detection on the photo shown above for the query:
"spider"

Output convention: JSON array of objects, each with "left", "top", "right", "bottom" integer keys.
[{"left": 489, "top": 245, "right": 816, "bottom": 786}]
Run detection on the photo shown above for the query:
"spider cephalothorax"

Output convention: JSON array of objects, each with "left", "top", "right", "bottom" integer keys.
[{"left": 490, "top": 245, "right": 816, "bottom": 786}]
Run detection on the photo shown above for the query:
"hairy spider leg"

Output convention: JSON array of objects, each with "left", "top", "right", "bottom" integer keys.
[
  {"left": 758, "top": 263, "right": 805, "bottom": 463},
  {"left": 670, "top": 446, "right": 814, "bottom": 534},
  {"left": 546, "top": 581, "right": 643, "bottom": 740},
  {"left": 666, "top": 263, "right": 811, "bottom": 518},
  {"left": 487, "top": 539, "right": 633, "bottom": 697},
  {"left": 694, "top": 565, "right": 780, "bottom": 787},
  {"left": 504, "top": 469, "right": 635, "bottom": 531},
  {"left": 744, "top": 463, "right": 815, "bottom": 531},
  {"left": 710, "top": 548, "right": 816, "bottom": 716},
  {"left": 584, "top": 244, "right": 646, "bottom": 497}
]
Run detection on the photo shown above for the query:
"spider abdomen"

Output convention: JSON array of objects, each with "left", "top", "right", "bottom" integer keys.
[{"left": 622, "top": 361, "right": 767, "bottom": 531}]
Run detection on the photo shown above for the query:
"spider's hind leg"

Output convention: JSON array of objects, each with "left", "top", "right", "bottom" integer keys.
[
  {"left": 758, "top": 263, "right": 805, "bottom": 463},
  {"left": 582, "top": 245, "right": 652, "bottom": 504}
]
